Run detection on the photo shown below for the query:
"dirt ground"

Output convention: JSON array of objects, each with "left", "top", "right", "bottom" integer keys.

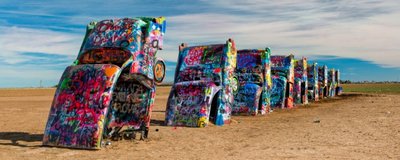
[{"left": 0, "top": 86, "right": 399, "bottom": 160}]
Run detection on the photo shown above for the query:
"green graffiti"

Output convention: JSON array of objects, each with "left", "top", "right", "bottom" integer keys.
[{"left": 60, "top": 78, "right": 71, "bottom": 90}]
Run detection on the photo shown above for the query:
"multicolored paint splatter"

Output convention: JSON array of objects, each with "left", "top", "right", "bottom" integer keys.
[
  {"left": 307, "top": 62, "right": 319, "bottom": 101},
  {"left": 318, "top": 65, "right": 328, "bottom": 98},
  {"left": 42, "top": 64, "right": 119, "bottom": 149},
  {"left": 233, "top": 48, "right": 272, "bottom": 115},
  {"left": 43, "top": 17, "right": 166, "bottom": 149},
  {"left": 328, "top": 69, "right": 336, "bottom": 97},
  {"left": 294, "top": 57, "right": 308, "bottom": 105},
  {"left": 270, "top": 55, "right": 295, "bottom": 109},
  {"left": 166, "top": 39, "right": 237, "bottom": 127}
]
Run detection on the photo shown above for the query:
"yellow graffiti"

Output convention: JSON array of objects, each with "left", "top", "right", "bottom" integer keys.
[
  {"left": 95, "top": 114, "right": 105, "bottom": 148},
  {"left": 226, "top": 40, "right": 237, "bottom": 68},
  {"left": 155, "top": 16, "right": 166, "bottom": 24},
  {"left": 267, "top": 71, "right": 272, "bottom": 87},
  {"left": 198, "top": 117, "right": 208, "bottom": 127},
  {"left": 204, "top": 87, "right": 211, "bottom": 95},
  {"left": 303, "top": 59, "right": 307, "bottom": 69}
]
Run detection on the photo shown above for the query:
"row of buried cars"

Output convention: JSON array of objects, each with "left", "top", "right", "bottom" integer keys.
[
  {"left": 42, "top": 17, "right": 342, "bottom": 149},
  {"left": 166, "top": 39, "right": 342, "bottom": 127}
]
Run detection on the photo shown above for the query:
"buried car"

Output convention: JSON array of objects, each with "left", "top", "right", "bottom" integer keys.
[
  {"left": 270, "top": 55, "right": 295, "bottom": 109},
  {"left": 318, "top": 65, "right": 328, "bottom": 98},
  {"left": 307, "top": 62, "right": 319, "bottom": 101},
  {"left": 42, "top": 17, "right": 166, "bottom": 149},
  {"left": 294, "top": 57, "right": 308, "bottom": 105},
  {"left": 328, "top": 68, "right": 336, "bottom": 97},
  {"left": 232, "top": 48, "right": 272, "bottom": 115},
  {"left": 335, "top": 69, "right": 343, "bottom": 95},
  {"left": 165, "top": 39, "right": 237, "bottom": 127}
]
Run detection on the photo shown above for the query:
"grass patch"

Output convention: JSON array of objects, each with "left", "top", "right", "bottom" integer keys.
[{"left": 342, "top": 83, "right": 400, "bottom": 94}]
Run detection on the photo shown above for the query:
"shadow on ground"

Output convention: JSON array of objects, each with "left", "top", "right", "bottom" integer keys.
[
  {"left": 150, "top": 119, "right": 165, "bottom": 126},
  {"left": 0, "top": 132, "right": 43, "bottom": 148},
  {"left": 152, "top": 110, "right": 165, "bottom": 113}
]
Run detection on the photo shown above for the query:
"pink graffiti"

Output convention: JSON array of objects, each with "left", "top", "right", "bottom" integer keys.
[{"left": 184, "top": 47, "right": 203, "bottom": 65}]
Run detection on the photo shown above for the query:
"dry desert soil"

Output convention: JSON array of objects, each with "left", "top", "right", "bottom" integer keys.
[{"left": 0, "top": 86, "right": 399, "bottom": 160}]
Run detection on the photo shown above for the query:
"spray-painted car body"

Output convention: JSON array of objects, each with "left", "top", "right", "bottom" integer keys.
[
  {"left": 307, "top": 62, "right": 319, "bottom": 101},
  {"left": 318, "top": 65, "right": 328, "bottom": 98},
  {"left": 270, "top": 55, "right": 295, "bottom": 109},
  {"left": 294, "top": 57, "right": 308, "bottom": 105},
  {"left": 166, "top": 39, "right": 237, "bottom": 127},
  {"left": 42, "top": 17, "right": 166, "bottom": 149},
  {"left": 233, "top": 48, "right": 272, "bottom": 115},
  {"left": 335, "top": 69, "right": 342, "bottom": 95},
  {"left": 328, "top": 69, "right": 336, "bottom": 97}
]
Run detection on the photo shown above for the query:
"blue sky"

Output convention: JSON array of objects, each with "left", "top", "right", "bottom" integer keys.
[{"left": 0, "top": 0, "right": 399, "bottom": 87}]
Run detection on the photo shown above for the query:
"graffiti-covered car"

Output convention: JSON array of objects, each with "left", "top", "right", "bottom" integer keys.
[
  {"left": 270, "top": 55, "right": 295, "bottom": 109},
  {"left": 165, "top": 39, "right": 237, "bottom": 127},
  {"left": 42, "top": 17, "right": 166, "bottom": 149},
  {"left": 335, "top": 69, "right": 342, "bottom": 95},
  {"left": 233, "top": 48, "right": 272, "bottom": 115},
  {"left": 294, "top": 57, "right": 308, "bottom": 105},
  {"left": 307, "top": 62, "right": 319, "bottom": 101},
  {"left": 318, "top": 65, "right": 328, "bottom": 98},
  {"left": 328, "top": 68, "right": 336, "bottom": 97}
]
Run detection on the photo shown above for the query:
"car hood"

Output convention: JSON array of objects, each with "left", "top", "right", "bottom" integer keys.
[
  {"left": 165, "top": 80, "right": 221, "bottom": 127},
  {"left": 43, "top": 64, "right": 120, "bottom": 149},
  {"left": 233, "top": 83, "right": 262, "bottom": 115}
]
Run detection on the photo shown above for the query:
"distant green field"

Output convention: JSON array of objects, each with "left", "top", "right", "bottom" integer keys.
[{"left": 342, "top": 83, "right": 400, "bottom": 94}]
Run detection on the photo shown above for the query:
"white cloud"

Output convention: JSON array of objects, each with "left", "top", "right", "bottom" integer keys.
[
  {"left": 159, "top": 1, "right": 400, "bottom": 68},
  {"left": 0, "top": 26, "right": 81, "bottom": 64},
  {"left": 0, "top": 64, "right": 64, "bottom": 87},
  {"left": 160, "top": 13, "right": 296, "bottom": 61}
]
